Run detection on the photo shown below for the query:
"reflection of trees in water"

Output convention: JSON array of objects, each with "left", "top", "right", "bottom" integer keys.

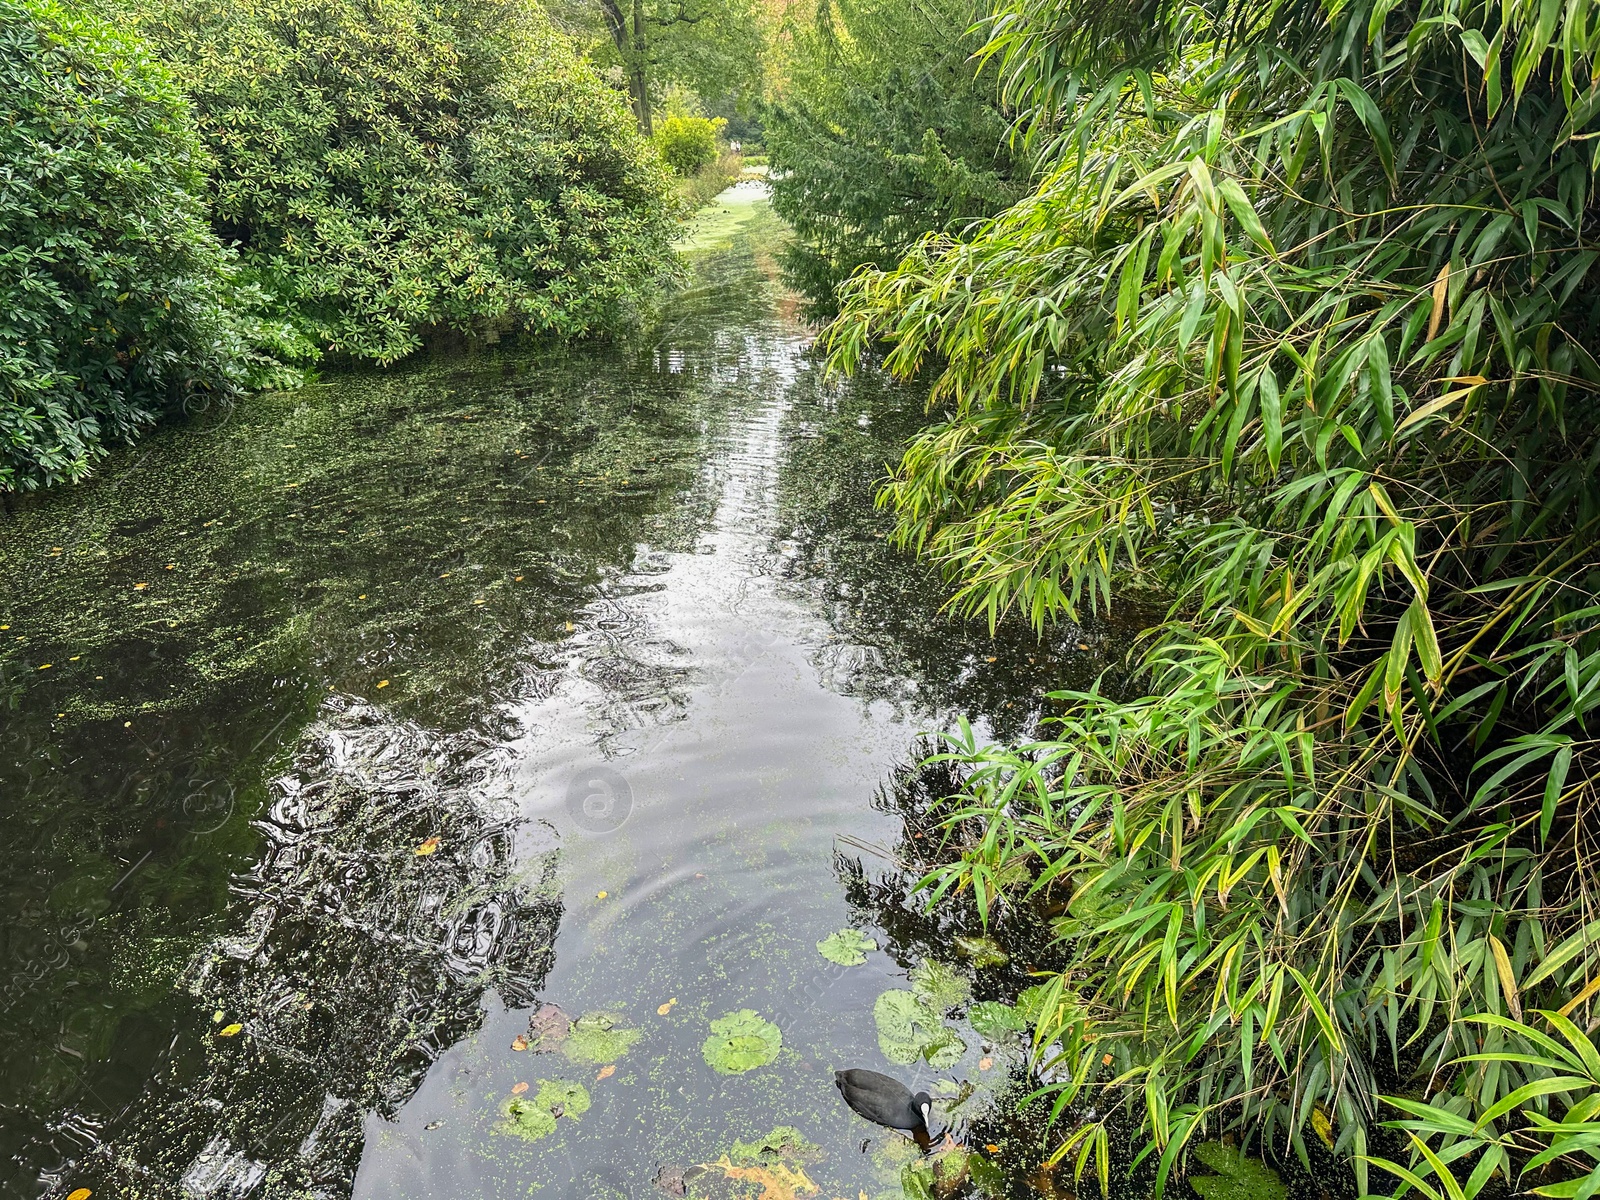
[
  {"left": 71, "top": 699, "right": 562, "bottom": 1199},
  {"left": 769, "top": 358, "right": 1141, "bottom": 743}
]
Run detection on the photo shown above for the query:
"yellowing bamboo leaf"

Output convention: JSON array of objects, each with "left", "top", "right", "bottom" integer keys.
[
  {"left": 67, "top": 1190, "right": 91, "bottom": 1200},
  {"left": 1489, "top": 935, "right": 1522, "bottom": 1020},
  {"left": 415, "top": 836, "right": 441, "bottom": 856},
  {"left": 219, "top": 1023, "right": 243, "bottom": 1037},
  {"left": 1427, "top": 263, "right": 1450, "bottom": 341}
]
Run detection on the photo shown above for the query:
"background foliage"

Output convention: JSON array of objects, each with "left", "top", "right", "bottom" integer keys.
[
  {"left": 765, "top": 0, "right": 1030, "bottom": 317},
  {"left": 121, "top": 0, "right": 680, "bottom": 363},
  {"left": 656, "top": 113, "right": 729, "bottom": 175},
  {"left": 825, "top": 0, "right": 1600, "bottom": 1192},
  {"left": 0, "top": 0, "right": 254, "bottom": 492}
]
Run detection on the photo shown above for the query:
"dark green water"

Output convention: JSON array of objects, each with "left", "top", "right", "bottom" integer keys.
[{"left": 0, "top": 185, "right": 1112, "bottom": 1200}]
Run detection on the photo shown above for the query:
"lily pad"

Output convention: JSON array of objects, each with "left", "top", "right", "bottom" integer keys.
[
  {"left": 874, "top": 989, "right": 966, "bottom": 1068},
  {"left": 953, "top": 934, "right": 1008, "bottom": 968},
  {"left": 817, "top": 928, "right": 877, "bottom": 966},
  {"left": 1188, "top": 1143, "right": 1288, "bottom": 1200},
  {"left": 702, "top": 1009, "right": 782, "bottom": 1074},
  {"left": 909, "top": 959, "right": 971, "bottom": 1012},
  {"left": 498, "top": 1078, "right": 591, "bottom": 1143},
  {"left": 968, "top": 1000, "right": 1028, "bottom": 1038},
  {"left": 560, "top": 1011, "right": 642, "bottom": 1063}
]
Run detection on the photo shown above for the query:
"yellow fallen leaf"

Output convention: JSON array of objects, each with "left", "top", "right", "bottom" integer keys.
[
  {"left": 69, "top": 655, "right": 80, "bottom": 661},
  {"left": 358, "top": 594, "right": 366, "bottom": 599},
  {"left": 219, "top": 1023, "right": 243, "bottom": 1037},
  {"left": 472, "top": 598, "right": 485, "bottom": 605},
  {"left": 376, "top": 679, "right": 390, "bottom": 689},
  {"left": 596, "top": 890, "right": 608, "bottom": 899},
  {"left": 133, "top": 582, "right": 148, "bottom": 589},
  {"left": 978, "top": 1056, "right": 993, "bottom": 1071},
  {"left": 67, "top": 1190, "right": 91, "bottom": 1200},
  {"left": 596, "top": 1064, "right": 615, "bottom": 1080},
  {"left": 1101, "top": 1053, "right": 1113, "bottom": 1065},
  {"left": 985, "top": 1144, "right": 1000, "bottom": 1153},
  {"left": 37, "top": 663, "right": 51, "bottom": 670},
  {"left": 657, "top": 997, "right": 678, "bottom": 1015},
  {"left": 511, "top": 1081, "right": 529, "bottom": 1095},
  {"left": 212, "top": 1010, "right": 224, "bottom": 1023},
  {"left": 565, "top": 621, "right": 574, "bottom": 631},
  {"left": 511, "top": 1035, "right": 528, "bottom": 1051},
  {"left": 514, "top": 575, "right": 524, "bottom": 582},
  {"left": 415, "top": 836, "right": 441, "bottom": 856},
  {"left": 985, "top": 656, "right": 997, "bottom": 662}
]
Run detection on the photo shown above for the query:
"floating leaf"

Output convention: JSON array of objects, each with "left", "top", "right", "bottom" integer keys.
[
  {"left": 511, "top": 1081, "right": 529, "bottom": 1095},
  {"left": 561, "top": 1012, "right": 641, "bottom": 1063},
  {"left": 968, "top": 1000, "right": 1027, "bottom": 1038},
  {"left": 953, "top": 935, "right": 1008, "bottom": 968},
  {"left": 909, "top": 960, "right": 971, "bottom": 1012},
  {"left": 67, "top": 1190, "right": 91, "bottom": 1200},
  {"left": 657, "top": 997, "right": 678, "bottom": 1015},
  {"left": 1188, "top": 1143, "right": 1288, "bottom": 1200},
  {"left": 596, "top": 1064, "right": 616, "bottom": 1080},
  {"left": 218, "top": 1023, "right": 243, "bottom": 1038},
  {"left": 816, "top": 928, "right": 877, "bottom": 966},
  {"left": 978, "top": 1056, "right": 994, "bottom": 1070},
  {"left": 511, "top": 1035, "right": 529, "bottom": 1051},
  {"left": 414, "top": 836, "right": 440, "bottom": 856},
  {"left": 702, "top": 1009, "right": 782, "bottom": 1074},
  {"left": 525, "top": 1003, "right": 570, "bottom": 1052},
  {"left": 498, "top": 1079, "right": 591, "bottom": 1143},
  {"left": 874, "top": 990, "right": 966, "bottom": 1068}
]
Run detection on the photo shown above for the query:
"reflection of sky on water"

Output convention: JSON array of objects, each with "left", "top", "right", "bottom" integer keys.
[{"left": 0, "top": 186, "right": 1105, "bottom": 1200}]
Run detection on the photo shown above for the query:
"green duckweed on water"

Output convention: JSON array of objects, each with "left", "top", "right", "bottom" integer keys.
[
  {"left": 559, "top": 1012, "right": 642, "bottom": 1064},
  {"left": 951, "top": 933, "right": 1007, "bottom": 968},
  {"left": 700, "top": 1009, "right": 782, "bottom": 1074},
  {"left": 815, "top": 928, "right": 876, "bottom": 966},
  {"left": 1188, "top": 1143, "right": 1289, "bottom": 1200},
  {"left": 498, "top": 1079, "right": 592, "bottom": 1143}
]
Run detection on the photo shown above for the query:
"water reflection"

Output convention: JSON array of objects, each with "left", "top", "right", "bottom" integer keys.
[{"left": 0, "top": 186, "right": 1112, "bottom": 1200}]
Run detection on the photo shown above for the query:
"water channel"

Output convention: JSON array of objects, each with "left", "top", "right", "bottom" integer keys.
[{"left": 0, "top": 185, "right": 1112, "bottom": 1200}]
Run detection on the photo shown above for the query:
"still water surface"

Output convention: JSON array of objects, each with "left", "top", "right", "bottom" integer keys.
[{"left": 1, "top": 185, "right": 1103, "bottom": 1199}]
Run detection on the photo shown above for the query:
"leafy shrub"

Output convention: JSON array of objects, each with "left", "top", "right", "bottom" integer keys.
[
  {"left": 654, "top": 114, "right": 726, "bottom": 177},
  {"left": 828, "top": 0, "right": 1600, "bottom": 1189},
  {"left": 0, "top": 0, "right": 248, "bottom": 492},
  {"left": 766, "top": 0, "right": 1028, "bottom": 317},
  {"left": 121, "top": 0, "right": 678, "bottom": 363}
]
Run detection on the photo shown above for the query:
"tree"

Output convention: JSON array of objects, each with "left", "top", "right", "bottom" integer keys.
[
  {"left": 0, "top": 0, "right": 254, "bottom": 491},
  {"left": 828, "top": 0, "right": 1600, "bottom": 1190},
  {"left": 571, "top": 0, "right": 769, "bottom": 134},
  {"left": 122, "top": 0, "right": 680, "bottom": 362}
]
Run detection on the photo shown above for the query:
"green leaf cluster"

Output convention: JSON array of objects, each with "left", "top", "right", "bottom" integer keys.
[
  {"left": 120, "top": 0, "right": 678, "bottom": 363},
  {"left": 655, "top": 114, "right": 727, "bottom": 176},
  {"left": 764, "top": 0, "right": 1031, "bottom": 317},
  {"left": 0, "top": 0, "right": 265, "bottom": 492},
  {"left": 817, "top": 927, "right": 878, "bottom": 965},
  {"left": 701, "top": 1008, "right": 782, "bottom": 1074},
  {"left": 822, "top": 0, "right": 1600, "bottom": 1190}
]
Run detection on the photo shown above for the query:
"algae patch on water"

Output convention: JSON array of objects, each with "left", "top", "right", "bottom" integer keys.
[
  {"left": 499, "top": 1079, "right": 591, "bottom": 1143},
  {"left": 701, "top": 1009, "right": 782, "bottom": 1074},
  {"left": 815, "top": 928, "right": 876, "bottom": 966},
  {"left": 560, "top": 1011, "right": 642, "bottom": 1064}
]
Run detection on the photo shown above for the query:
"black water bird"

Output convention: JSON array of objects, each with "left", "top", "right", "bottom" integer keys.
[{"left": 834, "top": 1069, "right": 933, "bottom": 1148}]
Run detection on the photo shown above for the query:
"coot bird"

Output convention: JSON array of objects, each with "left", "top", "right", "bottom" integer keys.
[{"left": 834, "top": 1069, "right": 933, "bottom": 1148}]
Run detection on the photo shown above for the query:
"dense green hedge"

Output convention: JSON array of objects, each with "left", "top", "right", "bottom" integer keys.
[
  {"left": 0, "top": 0, "right": 248, "bottom": 491},
  {"left": 655, "top": 114, "right": 725, "bottom": 176},
  {"left": 123, "top": 0, "right": 680, "bottom": 363}
]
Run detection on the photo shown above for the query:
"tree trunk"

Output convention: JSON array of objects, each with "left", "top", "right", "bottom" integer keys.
[
  {"left": 597, "top": 0, "right": 651, "bottom": 134},
  {"left": 630, "top": 0, "right": 651, "bottom": 136}
]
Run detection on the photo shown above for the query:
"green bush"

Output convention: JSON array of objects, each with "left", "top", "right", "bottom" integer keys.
[
  {"left": 0, "top": 0, "right": 249, "bottom": 492},
  {"left": 122, "top": 0, "right": 679, "bottom": 363},
  {"left": 654, "top": 115, "right": 726, "bottom": 177},
  {"left": 765, "top": 0, "right": 1028, "bottom": 318}
]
